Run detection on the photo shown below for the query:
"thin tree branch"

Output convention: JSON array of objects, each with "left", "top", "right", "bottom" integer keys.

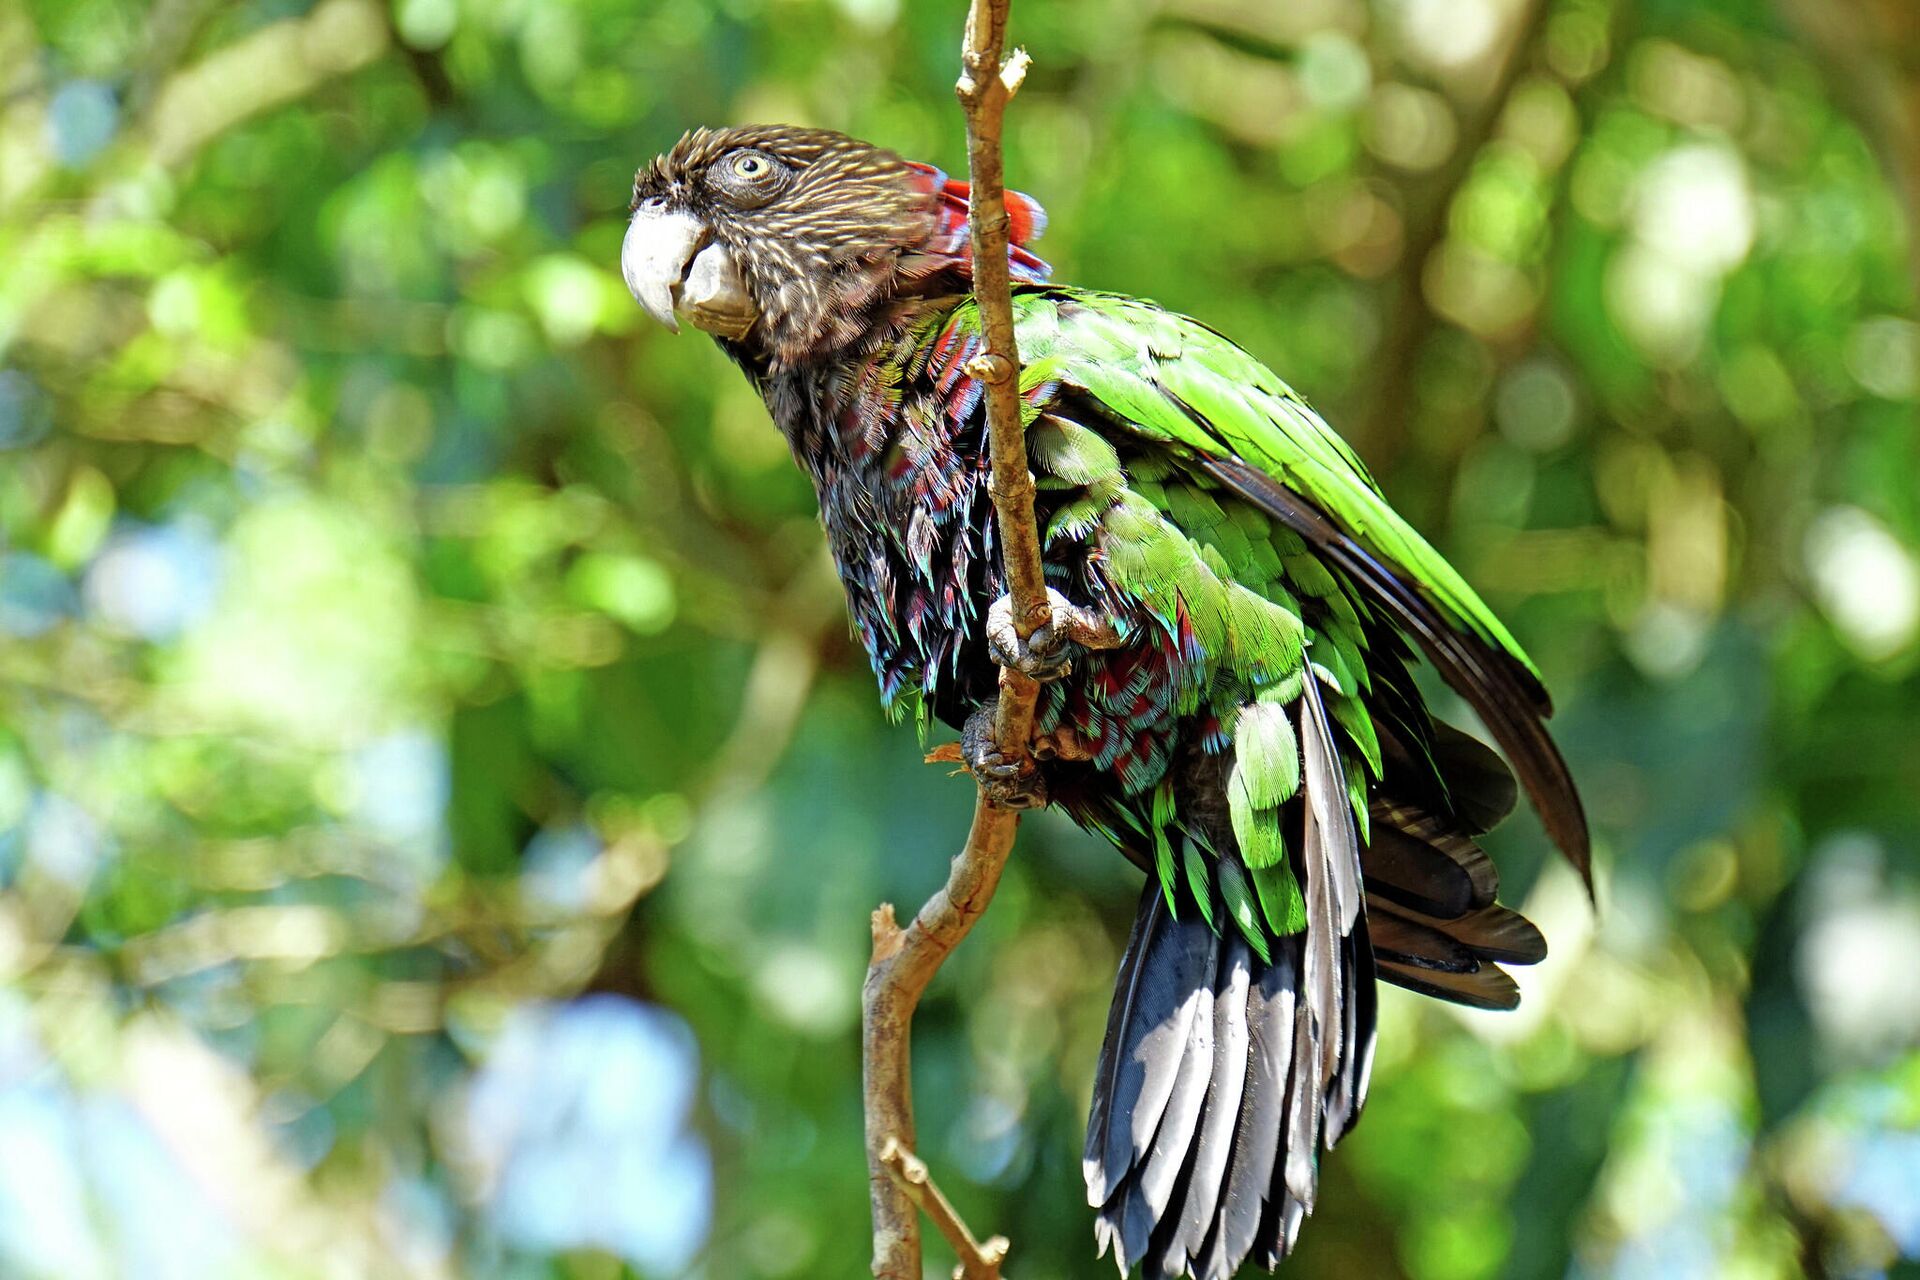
[
  {"left": 961, "top": 20, "right": 1046, "bottom": 766},
  {"left": 880, "top": 1139, "right": 1013, "bottom": 1280},
  {"left": 863, "top": 805, "right": 1021, "bottom": 1279},
  {"left": 861, "top": 2, "right": 1036, "bottom": 1277}
]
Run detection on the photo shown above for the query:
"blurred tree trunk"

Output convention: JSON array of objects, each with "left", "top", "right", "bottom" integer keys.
[
  {"left": 1779, "top": 0, "right": 1920, "bottom": 294},
  {"left": 1360, "top": 0, "right": 1550, "bottom": 466}
]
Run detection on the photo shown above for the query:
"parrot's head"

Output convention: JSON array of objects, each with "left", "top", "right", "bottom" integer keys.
[{"left": 623, "top": 124, "right": 1048, "bottom": 369}]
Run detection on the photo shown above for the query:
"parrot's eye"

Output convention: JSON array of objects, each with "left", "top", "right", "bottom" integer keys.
[{"left": 713, "top": 149, "right": 791, "bottom": 208}]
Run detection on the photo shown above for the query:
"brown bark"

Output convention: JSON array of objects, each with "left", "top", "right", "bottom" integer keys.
[{"left": 861, "top": 2, "right": 1037, "bottom": 1276}]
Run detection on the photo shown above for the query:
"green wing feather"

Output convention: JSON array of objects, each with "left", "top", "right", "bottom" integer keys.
[
  {"left": 999, "top": 286, "right": 1588, "bottom": 945},
  {"left": 1018, "top": 288, "right": 1541, "bottom": 681},
  {"left": 1020, "top": 286, "right": 1591, "bottom": 892}
]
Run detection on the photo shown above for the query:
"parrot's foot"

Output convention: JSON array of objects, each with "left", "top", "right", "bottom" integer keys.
[
  {"left": 986, "top": 587, "right": 1123, "bottom": 681},
  {"left": 962, "top": 701, "right": 1047, "bottom": 810}
]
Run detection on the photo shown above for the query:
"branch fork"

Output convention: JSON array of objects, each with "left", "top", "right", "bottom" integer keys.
[{"left": 880, "top": 1139, "right": 1012, "bottom": 1280}]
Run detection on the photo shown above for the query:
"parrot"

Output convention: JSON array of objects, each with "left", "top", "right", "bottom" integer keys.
[{"left": 622, "top": 124, "right": 1589, "bottom": 1279}]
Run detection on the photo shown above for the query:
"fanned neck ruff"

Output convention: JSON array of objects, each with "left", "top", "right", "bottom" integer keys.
[{"left": 903, "top": 161, "right": 1053, "bottom": 284}]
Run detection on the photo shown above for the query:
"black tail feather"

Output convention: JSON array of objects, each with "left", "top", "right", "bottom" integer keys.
[
  {"left": 1089, "top": 885, "right": 1375, "bottom": 1280},
  {"left": 1160, "top": 936, "right": 1253, "bottom": 1276},
  {"left": 1089, "top": 675, "right": 1377, "bottom": 1280},
  {"left": 1375, "top": 899, "right": 1546, "bottom": 967},
  {"left": 1375, "top": 957, "right": 1522, "bottom": 1011},
  {"left": 1362, "top": 796, "right": 1547, "bottom": 1009},
  {"left": 1129, "top": 921, "right": 1222, "bottom": 1258},
  {"left": 1087, "top": 889, "right": 1218, "bottom": 1266},
  {"left": 1361, "top": 799, "right": 1498, "bottom": 917},
  {"left": 1193, "top": 939, "right": 1296, "bottom": 1279}
]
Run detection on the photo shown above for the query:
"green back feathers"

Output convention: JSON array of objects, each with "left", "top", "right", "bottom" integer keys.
[
  {"left": 953, "top": 287, "right": 1544, "bottom": 948},
  {"left": 1014, "top": 288, "right": 1542, "bottom": 684},
  {"left": 1000, "top": 288, "right": 1421, "bottom": 950}
]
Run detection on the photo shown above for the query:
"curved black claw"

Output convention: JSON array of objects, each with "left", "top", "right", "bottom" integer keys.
[
  {"left": 963, "top": 701, "right": 1047, "bottom": 810},
  {"left": 986, "top": 587, "right": 1123, "bottom": 682}
]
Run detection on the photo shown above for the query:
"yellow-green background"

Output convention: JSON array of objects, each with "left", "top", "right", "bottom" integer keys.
[{"left": 2, "top": 0, "right": 1918, "bottom": 1276}]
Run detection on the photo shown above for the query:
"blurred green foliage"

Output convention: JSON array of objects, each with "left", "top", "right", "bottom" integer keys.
[{"left": 2, "top": 0, "right": 1919, "bottom": 1277}]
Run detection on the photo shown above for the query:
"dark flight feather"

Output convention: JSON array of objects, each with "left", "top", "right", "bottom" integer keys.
[
  {"left": 1361, "top": 799, "right": 1500, "bottom": 918},
  {"left": 1368, "top": 908, "right": 1482, "bottom": 973},
  {"left": 1324, "top": 925, "right": 1377, "bottom": 1144},
  {"left": 1375, "top": 957, "right": 1522, "bottom": 1011},
  {"left": 1299, "top": 675, "right": 1371, "bottom": 1147},
  {"left": 1359, "top": 792, "right": 1545, "bottom": 1007},
  {"left": 1298, "top": 687, "right": 1342, "bottom": 1098},
  {"left": 1428, "top": 722, "right": 1520, "bottom": 834},
  {"left": 1374, "top": 899, "right": 1547, "bottom": 967}
]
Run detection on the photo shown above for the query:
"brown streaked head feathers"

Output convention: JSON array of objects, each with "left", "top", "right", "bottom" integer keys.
[{"left": 629, "top": 125, "right": 937, "bottom": 367}]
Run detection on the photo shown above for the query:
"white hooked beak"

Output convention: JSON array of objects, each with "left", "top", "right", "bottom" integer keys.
[{"left": 621, "top": 206, "right": 757, "bottom": 340}]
